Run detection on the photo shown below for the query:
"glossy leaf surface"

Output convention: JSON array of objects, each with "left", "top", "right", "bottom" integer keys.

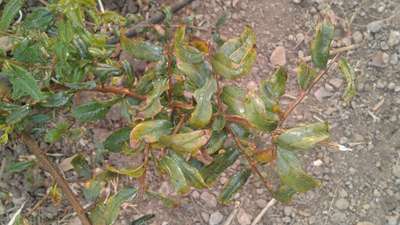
[
  {"left": 218, "top": 168, "right": 251, "bottom": 204},
  {"left": 103, "top": 127, "right": 131, "bottom": 152},
  {"left": 159, "top": 130, "right": 210, "bottom": 154},
  {"left": 189, "top": 78, "right": 217, "bottom": 128},
  {"left": 201, "top": 148, "right": 240, "bottom": 184},
  {"left": 311, "top": 21, "right": 334, "bottom": 69}
]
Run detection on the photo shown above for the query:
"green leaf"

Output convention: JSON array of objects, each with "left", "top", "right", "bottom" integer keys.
[
  {"left": 3, "top": 62, "right": 45, "bottom": 101},
  {"left": 6, "top": 160, "right": 35, "bottom": 173},
  {"left": 244, "top": 92, "right": 279, "bottom": 132},
  {"left": 90, "top": 188, "right": 137, "bottom": 225},
  {"left": 211, "top": 26, "right": 257, "bottom": 79},
  {"left": 131, "top": 214, "right": 155, "bottom": 225},
  {"left": 311, "top": 21, "right": 334, "bottom": 69},
  {"left": 218, "top": 168, "right": 251, "bottom": 205},
  {"left": 221, "top": 85, "right": 246, "bottom": 115},
  {"left": 13, "top": 39, "right": 47, "bottom": 64},
  {"left": 211, "top": 116, "right": 226, "bottom": 132},
  {"left": 71, "top": 154, "right": 91, "bottom": 179},
  {"left": 0, "top": 101, "right": 19, "bottom": 112},
  {"left": 159, "top": 155, "right": 190, "bottom": 194},
  {"left": 260, "top": 67, "right": 287, "bottom": 111},
  {"left": 22, "top": 7, "right": 53, "bottom": 31},
  {"left": 276, "top": 148, "right": 319, "bottom": 193},
  {"left": 338, "top": 58, "right": 356, "bottom": 103},
  {"left": 45, "top": 122, "right": 69, "bottom": 143},
  {"left": 0, "top": 0, "right": 25, "bottom": 31},
  {"left": 107, "top": 164, "right": 145, "bottom": 178},
  {"left": 83, "top": 180, "right": 102, "bottom": 202},
  {"left": 139, "top": 79, "right": 168, "bottom": 119},
  {"left": 189, "top": 78, "right": 217, "bottom": 128},
  {"left": 296, "top": 62, "right": 317, "bottom": 90},
  {"left": 72, "top": 100, "right": 115, "bottom": 122},
  {"left": 201, "top": 148, "right": 240, "bottom": 185},
  {"left": 205, "top": 131, "right": 227, "bottom": 155},
  {"left": 104, "top": 127, "right": 131, "bottom": 152},
  {"left": 276, "top": 122, "right": 329, "bottom": 151},
  {"left": 273, "top": 185, "right": 297, "bottom": 203},
  {"left": 130, "top": 120, "right": 172, "bottom": 147},
  {"left": 6, "top": 105, "right": 30, "bottom": 124},
  {"left": 159, "top": 130, "right": 211, "bottom": 155},
  {"left": 121, "top": 35, "right": 162, "bottom": 62},
  {"left": 41, "top": 92, "right": 72, "bottom": 108},
  {"left": 169, "top": 151, "right": 208, "bottom": 189}
]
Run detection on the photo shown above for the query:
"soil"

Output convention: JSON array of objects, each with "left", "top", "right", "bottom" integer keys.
[{"left": 1, "top": 0, "right": 400, "bottom": 225}]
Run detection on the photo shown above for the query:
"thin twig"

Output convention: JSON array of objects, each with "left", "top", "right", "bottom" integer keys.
[
  {"left": 221, "top": 201, "right": 241, "bottom": 225},
  {"left": 21, "top": 134, "right": 92, "bottom": 225},
  {"left": 280, "top": 54, "right": 341, "bottom": 126},
  {"left": 302, "top": 45, "right": 359, "bottom": 62},
  {"left": 90, "top": 86, "right": 146, "bottom": 100},
  {"left": 250, "top": 199, "right": 277, "bottom": 225},
  {"left": 138, "top": 144, "right": 150, "bottom": 198},
  {"left": 108, "top": 0, "right": 197, "bottom": 44}
]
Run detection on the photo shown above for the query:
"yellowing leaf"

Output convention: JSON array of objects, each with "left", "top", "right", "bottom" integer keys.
[
  {"left": 338, "top": 58, "right": 357, "bottom": 103},
  {"left": 169, "top": 152, "right": 208, "bottom": 189},
  {"left": 311, "top": 21, "right": 334, "bottom": 69},
  {"left": 159, "top": 155, "right": 190, "bottom": 194},
  {"left": 296, "top": 62, "right": 317, "bottom": 91},
  {"left": 276, "top": 122, "right": 329, "bottom": 151},
  {"left": 130, "top": 120, "right": 172, "bottom": 148},
  {"left": 159, "top": 130, "right": 211, "bottom": 154},
  {"left": 244, "top": 92, "right": 279, "bottom": 132},
  {"left": 49, "top": 184, "right": 62, "bottom": 205}
]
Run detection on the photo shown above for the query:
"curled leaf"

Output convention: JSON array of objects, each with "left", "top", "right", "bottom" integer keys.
[
  {"left": 311, "top": 21, "right": 334, "bottom": 69},
  {"left": 260, "top": 67, "right": 287, "bottom": 111},
  {"left": 169, "top": 152, "right": 208, "bottom": 189},
  {"left": 159, "top": 155, "right": 190, "bottom": 194},
  {"left": 130, "top": 120, "right": 172, "bottom": 148},
  {"left": 189, "top": 78, "right": 217, "bottom": 128},
  {"left": 275, "top": 122, "right": 329, "bottom": 151},
  {"left": 338, "top": 58, "right": 356, "bottom": 103},
  {"left": 211, "top": 26, "right": 256, "bottom": 79},
  {"left": 159, "top": 130, "right": 211, "bottom": 154},
  {"left": 244, "top": 92, "right": 279, "bottom": 132}
]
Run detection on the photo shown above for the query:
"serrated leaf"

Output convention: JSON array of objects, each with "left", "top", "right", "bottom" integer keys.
[
  {"left": 3, "top": 63, "right": 45, "bottom": 101},
  {"left": 159, "top": 155, "right": 190, "bottom": 194},
  {"left": 90, "top": 188, "right": 137, "bottom": 225},
  {"left": 121, "top": 35, "right": 162, "bottom": 62},
  {"left": 260, "top": 67, "right": 287, "bottom": 111},
  {"left": 130, "top": 120, "right": 172, "bottom": 148},
  {"left": 41, "top": 92, "right": 72, "bottom": 108},
  {"left": 6, "top": 160, "right": 35, "bottom": 173},
  {"left": 107, "top": 164, "right": 145, "bottom": 178},
  {"left": 0, "top": 0, "right": 25, "bottom": 31},
  {"left": 296, "top": 62, "right": 317, "bottom": 91},
  {"left": 211, "top": 26, "right": 257, "bottom": 79},
  {"left": 23, "top": 7, "right": 53, "bottom": 31},
  {"left": 72, "top": 100, "right": 115, "bottom": 122},
  {"left": 338, "top": 58, "right": 356, "bottom": 103},
  {"left": 311, "top": 21, "right": 334, "bottom": 69},
  {"left": 221, "top": 85, "right": 246, "bottom": 115},
  {"left": 244, "top": 92, "right": 279, "bottom": 132},
  {"left": 131, "top": 214, "right": 155, "bottom": 225},
  {"left": 189, "top": 78, "right": 217, "bottom": 128},
  {"left": 169, "top": 151, "right": 208, "bottom": 189},
  {"left": 6, "top": 105, "right": 30, "bottom": 124},
  {"left": 200, "top": 148, "right": 240, "bottom": 185},
  {"left": 71, "top": 154, "right": 91, "bottom": 179},
  {"left": 45, "top": 122, "right": 69, "bottom": 143},
  {"left": 103, "top": 127, "right": 131, "bottom": 152},
  {"left": 159, "top": 130, "right": 211, "bottom": 155},
  {"left": 276, "top": 148, "right": 319, "bottom": 193},
  {"left": 205, "top": 131, "right": 227, "bottom": 155},
  {"left": 275, "top": 122, "right": 329, "bottom": 151},
  {"left": 218, "top": 168, "right": 251, "bottom": 205}
]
